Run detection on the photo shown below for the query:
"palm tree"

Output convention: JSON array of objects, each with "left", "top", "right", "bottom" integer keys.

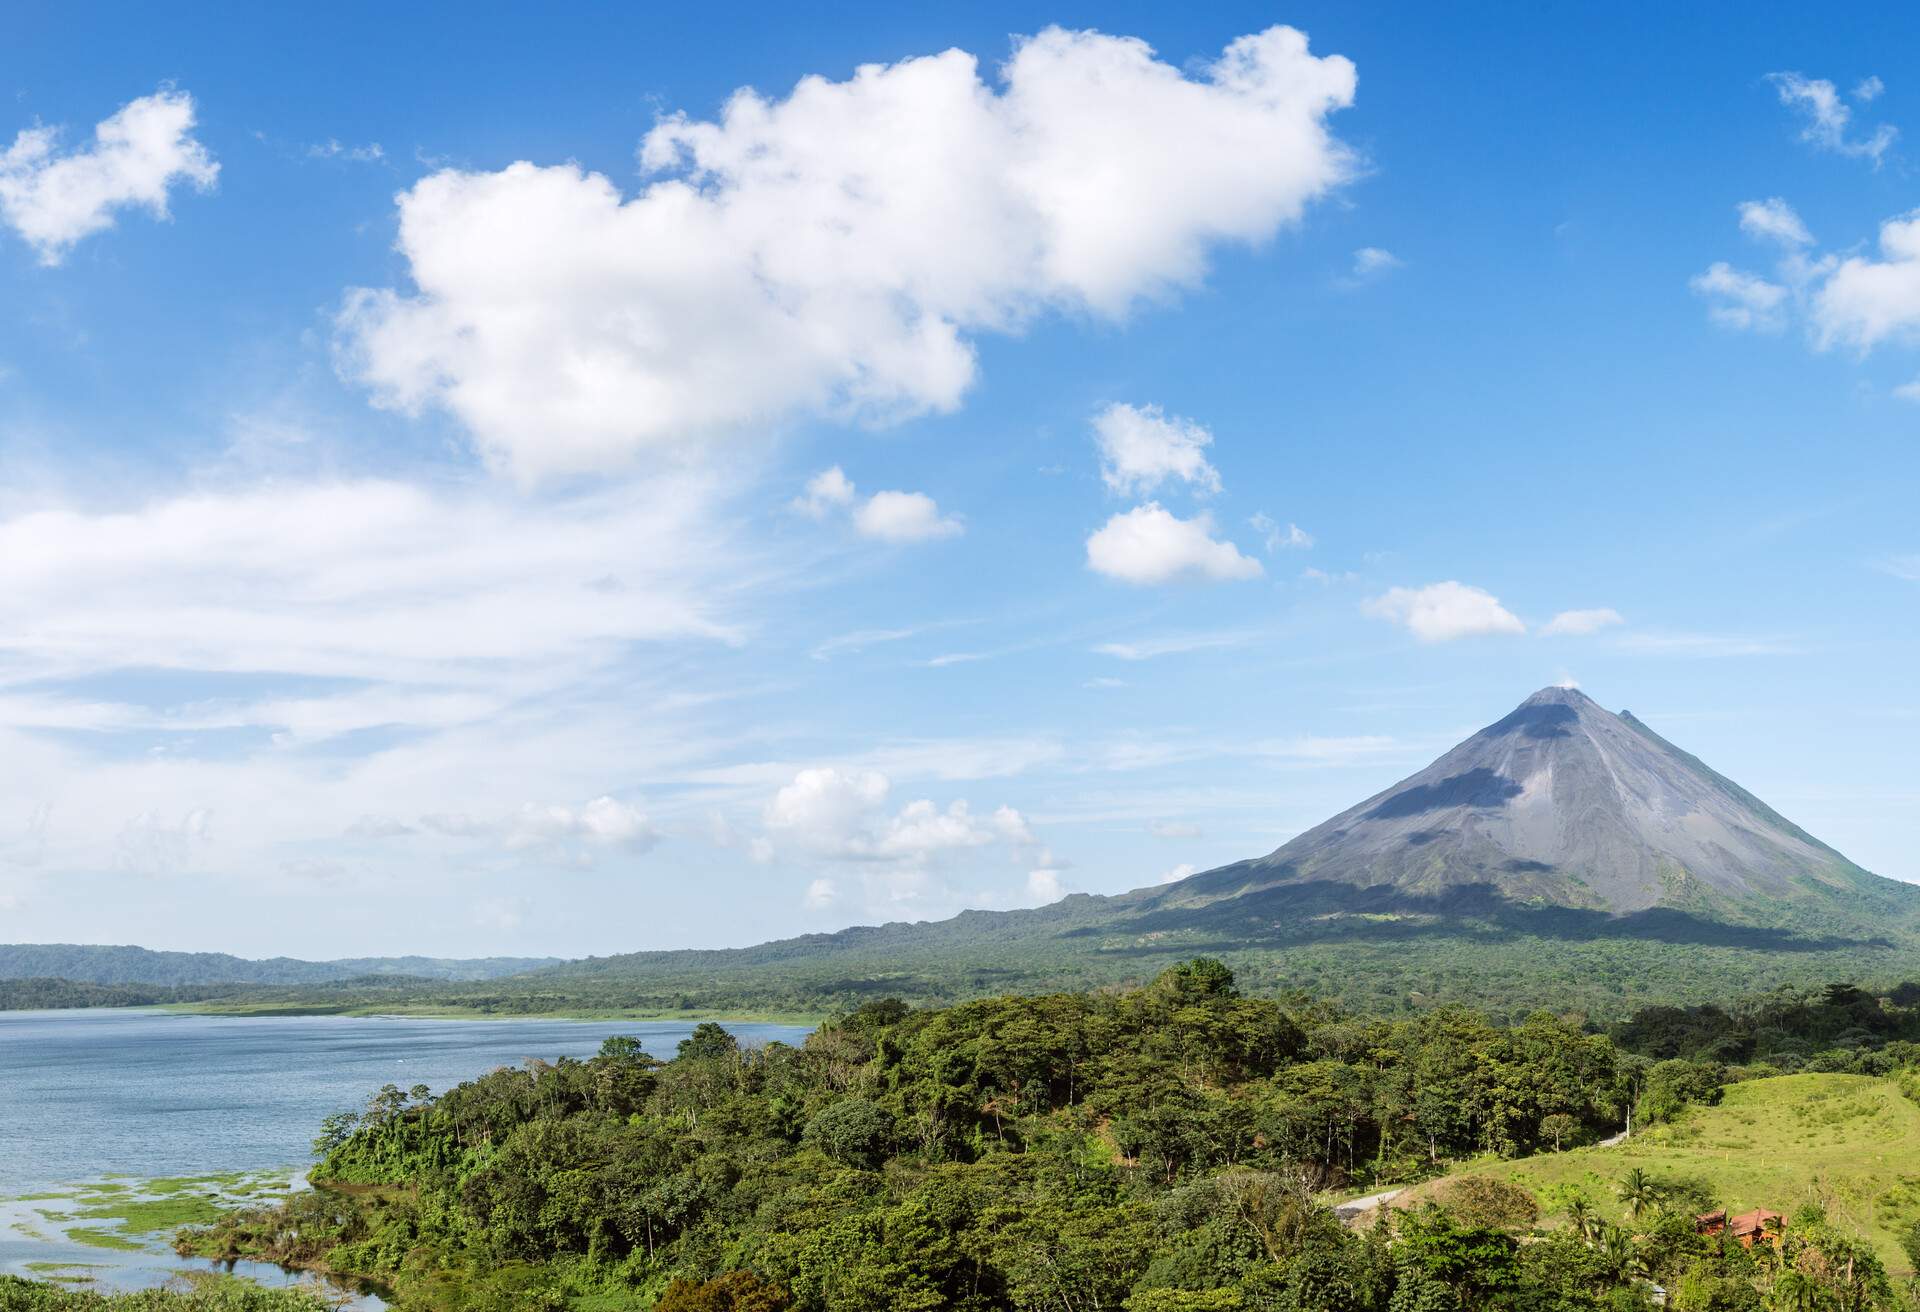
[
  {"left": 1563, "top": 1196, "right": 1598, "bottom": 1244},
  {"left": 1617, "top": 1167, "right": 1660, "bottom": 1222},
  {"left": 1771, "top": 1269, "right": 1818, "bottom": 1312},
  {"left": 1598, "top": 1225, "right": 1645, "bottom": 1283}
]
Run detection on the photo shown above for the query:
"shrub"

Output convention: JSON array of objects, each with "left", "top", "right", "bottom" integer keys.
[
  {"left": 1432, "top": 1176, "right": 1539, "bottom": 1231},
  {"left": 655, "top": 1271, "right": 791, "bottom": 1312},
  {"left": 801, "top": 1098, "right": 894, "bottom": 1168}
]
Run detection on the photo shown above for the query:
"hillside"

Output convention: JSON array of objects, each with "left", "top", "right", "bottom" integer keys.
[
  {"left": 1401, "top": 1073, "right": 1920, "bottom": 1278},
  {"left": 0, "top": 943, "right": 562, "bottom": 987}
]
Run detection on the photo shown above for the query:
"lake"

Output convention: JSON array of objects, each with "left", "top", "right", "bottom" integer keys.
[{"left": 0, "top": 1008, "right": 812, "bottom": 1299}]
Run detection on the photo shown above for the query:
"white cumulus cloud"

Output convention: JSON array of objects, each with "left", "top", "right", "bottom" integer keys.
[
  {"left": 1085, "top": 503, "right": 1261, "bottom": 585},
  {"left": 792, "top": 466, "right": 857, "bottom": 518},
  {"left": 795, "top": 468, "right": 961, "bottom": 542},
  {"left": 1025, "top": 868, "right": 1067, "bottom": 905},
  {"left": 0, "top": 90, "right": 218, "bottom": 264},
  {"left": 853, "top": 490, "right": 964, "bottom": 542},
  {"left": 1363, "top": 581, "right": 1526, "bottom": 643},
  {"left": 504, "top": 796, "right": 658, "bottom": 854},
  {"left": 1812, "top": 210, "right": 1920, "bottom": 350},
  {"left": 1092, "top": 402, "right": 1221, "bottom": 495},
  {"left": 762, "top": 766, "right": 1042, "bottom": 870},
  {"left": 335, "top": 25, "right": 1357, "bottom": 480}
]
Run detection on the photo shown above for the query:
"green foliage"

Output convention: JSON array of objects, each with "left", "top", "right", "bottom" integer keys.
[
  {"left": 800, "top": 1098, "right": 893, "bottom": 1169},
  {"left": 0, "top": 1276, "right": 330, "bottom": 1310},
  {"left": 148, "top": 960, "right": 1917, "bottom": 1312},
  {"left": 656, "top": 1271, "right": 791, "bottom": 1311},
  {"left": 1426, "top": 1177, "right": 1537, "bottom": 1231},
  {"left": 1636, "top": 1060, "right": 1726, "bottom": 1126}
]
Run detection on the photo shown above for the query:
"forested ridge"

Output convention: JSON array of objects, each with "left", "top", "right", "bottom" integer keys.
[
  {"left": 0, "top": 944, "right": 561, "bottom": 988},
  {"left": 163, "top": 964, "right": 1920, "bottom": 1312},
  {"left": 91, "top": 914, "right": 1920, "bottom": 1023}
]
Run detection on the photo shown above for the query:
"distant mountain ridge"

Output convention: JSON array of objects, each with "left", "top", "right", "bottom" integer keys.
[{"left": 0, "top": 943, "right": 563, "bottom": 986}]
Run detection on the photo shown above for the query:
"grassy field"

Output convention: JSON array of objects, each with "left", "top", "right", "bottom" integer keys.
[{"left": 1401, "top": 1073, "right": 1920, "bottom": 1276}]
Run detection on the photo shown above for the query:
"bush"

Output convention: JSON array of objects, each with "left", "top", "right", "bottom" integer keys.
[
  {"left": 1900, "top": 1218, "right": 1920, "bottom": 1272},
  {"left": 655, "top": 1271, "right": 791, "bottom": 1312},
  {"left": 1431, "top": 1176, "right": 1539, "bottom": 1231},
  {"left": 801, "top": 1098, "right": 894, "bottom": 1168},
  {"left": 1636, "top": 1059, "right": 1725, "bottom": 1125}
]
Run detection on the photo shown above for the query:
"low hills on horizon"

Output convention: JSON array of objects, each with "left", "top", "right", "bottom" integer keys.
[
  {"left": 0, "top": 943, "right": 562, "bottom": 988},
  {"left": 10, "top": 687, "right": 1920, "bottom": 1018}
]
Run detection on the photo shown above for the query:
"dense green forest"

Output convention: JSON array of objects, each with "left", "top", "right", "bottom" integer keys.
[
  {"left": 14, "top": 872, "right": 1920, "bottom": 1021},
  {"left": 164, "top": 926, "right": 1920, "bottom": 1023},
  {"left": 0, "top": 944, "right": 560, "bottom": 988},
  {"left": 0, "top": 977, "right": 245, "bottom": 1011},
  {"left": 158, "top": 964, "right": 1920, "bottom": 1312}
]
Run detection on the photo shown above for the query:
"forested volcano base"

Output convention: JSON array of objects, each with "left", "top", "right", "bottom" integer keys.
[
  {"left": 158, "top": 965, "right": 1920, "bottom": 1312},
  {"left": 165, "top": 908, "right": 1920, "bottom": 1023}
]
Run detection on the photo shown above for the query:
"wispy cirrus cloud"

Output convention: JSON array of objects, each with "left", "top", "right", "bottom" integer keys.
[
  {"left": 1614, "top": 632, "right": 1803, "bottom": 658},
  {"left": 1767, "top": 71, "right": 1896, "bottom": 165},
  {"left": 1542, "top": 608, "right": 1625, "bottom": 636},
  {"left": 1093, "top": 628, "right": 1262, "bottom": 661}
]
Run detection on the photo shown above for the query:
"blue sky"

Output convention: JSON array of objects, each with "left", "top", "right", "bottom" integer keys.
[{"left": 1, "top": 3, "right": 1916, "bottom": 957}]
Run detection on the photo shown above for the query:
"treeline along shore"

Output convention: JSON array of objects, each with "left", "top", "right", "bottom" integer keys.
[{"left": 15, "top": 962, "right": 1905, "bottom": 1311}]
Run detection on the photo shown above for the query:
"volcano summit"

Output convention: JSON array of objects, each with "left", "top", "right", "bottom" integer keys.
[{"left": 1160, "top": 685, "right": 1894, "bottom": 922}]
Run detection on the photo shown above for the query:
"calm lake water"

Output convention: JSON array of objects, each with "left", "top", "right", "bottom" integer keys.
[{"left": 0, "top": 1008, "right": 812, "bottom": 1299}]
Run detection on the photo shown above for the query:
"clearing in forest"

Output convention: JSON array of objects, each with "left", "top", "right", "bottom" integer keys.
[{"left": 1401, "top": 1073, "right": 1920, "bottom": 1277}]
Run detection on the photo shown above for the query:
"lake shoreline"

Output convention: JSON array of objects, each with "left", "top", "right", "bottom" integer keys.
[{"left": 165, "top": 1001, "right": 828, "bottom": 1024}]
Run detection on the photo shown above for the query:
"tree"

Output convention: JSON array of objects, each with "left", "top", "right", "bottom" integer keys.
[
  {"left": 1159, "top": 958, "right": 1240, "bottom": 999},
  {"left": 1562, "top": 1196, "right": 1598, "bottom": 1245},
  {"left": 598, "top": 1034, "right": 647, "bottom": 1061},
  {"left": 1596, "top": 1225, "right": 1644, "bottom": 1283},
  {"left": 802, "top": 1098, "right": 894, "bottom": 1168},
  {"left": 1770, "top": 1269, "right": 1817, "bottom": 1312},
  {"left": 1540, "top": 1112, "right": 1578, "bottom": 1151},
  {"left": 678, "top": 1022, "right": 740, "bottom": 1061},
  {"left": 1617, "top": 1168, "right": 1659, "bottom": 1222}
]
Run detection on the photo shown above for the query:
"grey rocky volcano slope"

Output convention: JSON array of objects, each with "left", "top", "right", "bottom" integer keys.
[{"left": 1163, "top": 685, "right": 1889, "bottom": 919}]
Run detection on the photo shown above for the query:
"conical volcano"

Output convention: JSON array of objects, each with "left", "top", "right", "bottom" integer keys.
[
  {"left": 520, "top": 685, "right": 1919, "bottom": 1015},
  {"left": 1166, "top": 685, "right": 1885, "bottom": 918}
]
